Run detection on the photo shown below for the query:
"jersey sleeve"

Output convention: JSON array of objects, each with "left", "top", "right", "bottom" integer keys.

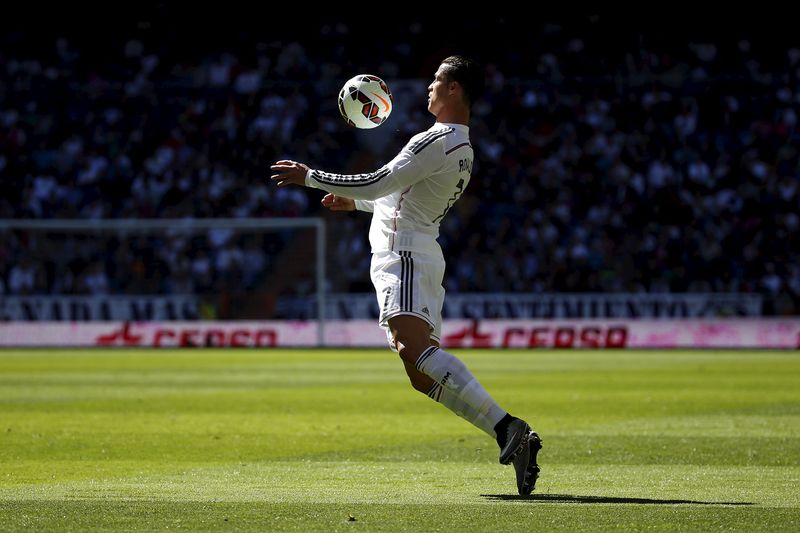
[
  {"left": 353, "top": 199, "right": 374, "bottom": 212},
  {"left": 304, "top": 141, "right": 445, "bottom": 200}
]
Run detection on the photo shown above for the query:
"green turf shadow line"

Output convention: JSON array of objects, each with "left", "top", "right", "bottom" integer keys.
[{"left": 482, "top": 494, "right": 754, "bottom": 505}]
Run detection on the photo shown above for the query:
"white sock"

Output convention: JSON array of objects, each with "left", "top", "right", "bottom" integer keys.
[
  {"left": 426, "top": 382, "right": 496, "bottom": 437},
  {"left": 416, "top": 346, "right": 507, "bottom": 430}
]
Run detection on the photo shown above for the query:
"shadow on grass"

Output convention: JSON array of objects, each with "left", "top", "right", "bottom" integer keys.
[{"left": 481, "top": 494, "right": 753, "bottom": 506}]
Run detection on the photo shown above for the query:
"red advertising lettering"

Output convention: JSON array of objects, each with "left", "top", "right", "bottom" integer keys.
[
  {"left": 498, "top": 324, "right": 631, "bottom": 349},
  {"left": 529, "top": 327, "right": 549, "bottom": 347},
  {"left": 502, "top": 328, "right": 526, "bottom": 347},
  {"left": 179, "top": 329, "right": 200, "bottom": 347},
  {"left": 154, "top": 329, "right": 175, "bottom": 346},
  {"left": 553, "top": 327, "right": 575, "bottom": 348},
  {"left": 231, "top": 330, "right": 250, "bottom": 347},
  {"left": 442, "top": 321, "right": 493, "bottom": 348},
  {"left": 580, "top": 327, "right": 602, "bottom": 348},
  {"left": 607, "top": 326, "right": 628, "bottom": 347},
  {"left": 206, "top": 330, "right": 226, "bottom": 346},
  {"left": 96, "top": 322, "right": 143, "bottom": 346}
]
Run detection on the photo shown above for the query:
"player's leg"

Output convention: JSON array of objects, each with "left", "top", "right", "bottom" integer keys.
[
  {"left": 390, "top": 315, "right": 539, "bottom": 493},
  {"left": 392, "top": 328, "right": 497, "bottom": 437},
  {"left": 376, "top": 250, "right": 526, "bottom": 449},
  {"left": 373, "top": 251, "right": 541, "bottom": 493},
  {"left": 389, "top": 314, "right": 515, "bottom": 438},
  {"left": 391, "top": 314, "right": 508, "bottom": 418},
  {"left": 400, "top": 356, "right": 435, "bottom": 392}
]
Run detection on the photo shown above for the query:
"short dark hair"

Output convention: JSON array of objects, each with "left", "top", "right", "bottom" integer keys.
[{"left": 440, "top": 55, "right": 484, "bottom": 107}]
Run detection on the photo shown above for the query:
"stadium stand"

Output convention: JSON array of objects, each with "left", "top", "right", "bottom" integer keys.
[{"left": 1, "top": 13, "right": 797, "bottom": 315}]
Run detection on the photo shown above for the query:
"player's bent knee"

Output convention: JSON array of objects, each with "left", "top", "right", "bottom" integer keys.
[
  {"left": 397, "top": 343, "right": 424, "bottom": 366},
  {"left": 389, "top": 315, "right": 433, "bottom": 366},
  {"left": 400, "top": 359, "right": 435, "bottom": 394}
]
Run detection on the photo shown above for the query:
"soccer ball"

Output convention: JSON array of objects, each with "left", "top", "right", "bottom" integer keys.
[{"left": 337, "top": 74, "right": 393, "bottom": 129}]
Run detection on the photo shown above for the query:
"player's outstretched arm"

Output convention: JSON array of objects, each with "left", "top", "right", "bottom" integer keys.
[
  {"left": 271, "top": 160, "right": 364, "bottom": 212},
  {"left": 270, "top": 160, "right": 309, "bottom": 187},
  {"left": 321, "top": 193, "right": 355, "bottom": 211}
]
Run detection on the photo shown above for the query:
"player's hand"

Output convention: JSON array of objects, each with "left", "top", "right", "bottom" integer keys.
[
  {"left": 270, "top": 160, "right": 310, "bottom": 187},
  {"left": 321, "top": 194, "right": 355, "bottom": 212}
]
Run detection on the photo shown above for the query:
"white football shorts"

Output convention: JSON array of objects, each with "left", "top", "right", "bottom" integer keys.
[{"left": 370, "top": 249, "right": 445, "bottom": 350}]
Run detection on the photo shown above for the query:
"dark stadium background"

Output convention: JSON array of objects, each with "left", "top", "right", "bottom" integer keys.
[{"left": 2, "top": 8, "right": 798, "bottom": 322}]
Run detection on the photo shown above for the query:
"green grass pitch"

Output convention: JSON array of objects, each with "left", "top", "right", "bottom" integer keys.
[{"left": 0, "top": 348, "right": 798, "bottom": 531}]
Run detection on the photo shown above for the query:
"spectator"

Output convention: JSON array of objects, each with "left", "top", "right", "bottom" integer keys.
[{"left": 0, "top": 17, "right": 798, "bottom": 315}]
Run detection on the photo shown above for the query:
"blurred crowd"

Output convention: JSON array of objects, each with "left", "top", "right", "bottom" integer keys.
[{"left": 1, "top": 15, "right": 798, "bottom": 314}]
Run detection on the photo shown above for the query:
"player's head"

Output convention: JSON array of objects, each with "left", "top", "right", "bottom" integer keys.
[
  {"left": 439, "top": 55, "right": 484, "bottom": 108},
  {"left": 427, "top": 55, "right": 484, "bottom": 122}
]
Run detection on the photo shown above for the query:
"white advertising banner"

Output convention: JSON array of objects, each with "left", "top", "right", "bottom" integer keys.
[{"left": 0, "top": 319, "right": 798, "bottom": 349}]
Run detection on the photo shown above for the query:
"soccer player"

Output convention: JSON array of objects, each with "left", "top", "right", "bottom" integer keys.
[{"left": 270, "top": 55, "right": 541, "bottom": 495}]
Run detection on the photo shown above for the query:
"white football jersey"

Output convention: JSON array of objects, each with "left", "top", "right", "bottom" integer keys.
[{"left": 305, "top": 122, "right": 473, "bottom": 256}]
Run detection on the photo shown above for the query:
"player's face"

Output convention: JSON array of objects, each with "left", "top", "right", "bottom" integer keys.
[{"left": 427, "top": 66, "right": 450, "bottom": 116}]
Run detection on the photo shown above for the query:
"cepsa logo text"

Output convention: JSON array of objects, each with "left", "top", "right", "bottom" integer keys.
[
  {"left": 95, "top": 323, "right": 278, "bottom": 347},
  {"left": 502, "top": 325, "right": 629, "bottom": 348},
  {"left": 443, "top": 321, "right": 629, "bottom": 348}
]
